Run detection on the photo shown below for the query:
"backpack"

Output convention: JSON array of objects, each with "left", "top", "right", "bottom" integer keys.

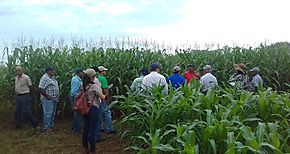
[{"left": 74, "top": 85, "right": 94, "bottom": 115}]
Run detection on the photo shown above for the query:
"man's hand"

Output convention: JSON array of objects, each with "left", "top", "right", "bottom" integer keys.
[{"left": 46, "top": 95, "right": 52, "bottom": 100}]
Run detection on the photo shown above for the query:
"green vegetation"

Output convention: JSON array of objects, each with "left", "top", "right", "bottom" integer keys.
[
  {"left": 1, "top": 43, "right": 289, "bottom": 114},
  {"left": 0, "top": 41, "right": 289, "bottom": 153},
  {"left": 115, "top": 84, "right": 290, "bottom": 153}
]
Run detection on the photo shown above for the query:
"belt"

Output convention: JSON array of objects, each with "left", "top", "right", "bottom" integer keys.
[{"left": 17, "top": 93, "right": 30, "bottom": 96}]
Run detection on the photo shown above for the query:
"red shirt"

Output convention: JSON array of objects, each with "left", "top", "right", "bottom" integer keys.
[{"left": 184, "top": 71, "right": 200, "bottom": 84}]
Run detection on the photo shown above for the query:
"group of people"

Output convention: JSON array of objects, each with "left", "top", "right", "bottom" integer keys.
[
  {"left": 13, "top": 62, "right": 263, "bottom": 154},
  {"left": 131, "top": 63, "right": 264, "bottom": 94},
  {"left": 14, "top": 65, "right": 115, "bottom": 154}
]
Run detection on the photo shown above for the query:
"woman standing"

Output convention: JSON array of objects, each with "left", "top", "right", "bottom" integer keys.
[{"left": 82, "top": 69, "right": 106, "bottom": 154}]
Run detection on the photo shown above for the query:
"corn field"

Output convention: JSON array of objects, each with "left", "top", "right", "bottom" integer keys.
[
  {"left": 0, "top": 42, "right": 289, "bottom": 153},
  {"left": 115, "top": 84, "right": 290, "bottom": 153}
]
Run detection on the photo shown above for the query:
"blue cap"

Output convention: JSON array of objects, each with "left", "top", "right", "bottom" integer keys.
[
  {"left": 150, "top": 63, "right": 160, "bottom": 71},
  {"left": 140, "top": 68, "right": 149, "bottom": 75},
  {"left": 45, "top": 67, "right": 54, "bottom": 73},
  {"left": 74, "top": 67, "right": 84, "bottom": 74}
]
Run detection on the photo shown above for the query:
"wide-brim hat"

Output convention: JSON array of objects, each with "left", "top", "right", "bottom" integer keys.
[{"left": 233, "top": 63, "right": 246, "bottom": 73}]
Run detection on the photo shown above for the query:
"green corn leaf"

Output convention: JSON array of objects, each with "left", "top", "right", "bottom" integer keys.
[{"left": 256, "top": 122, "right": 266, "bottom": 143}]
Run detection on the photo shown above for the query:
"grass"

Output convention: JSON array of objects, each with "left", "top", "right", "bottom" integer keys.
[{"left": 0, "top": 99, "right": 131, "bottom": 154}]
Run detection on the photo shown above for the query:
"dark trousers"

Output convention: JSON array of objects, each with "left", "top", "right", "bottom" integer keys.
[
  {"left": 82, "top": 106, "right": 98, "bottom": 152},
  {"left": 14, "top": 94, "right": 37, "bottom": 128}
]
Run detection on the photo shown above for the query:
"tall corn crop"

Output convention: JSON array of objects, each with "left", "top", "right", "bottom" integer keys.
[{"left": 1, "top": 43, "right": 289, "bottom": 115}]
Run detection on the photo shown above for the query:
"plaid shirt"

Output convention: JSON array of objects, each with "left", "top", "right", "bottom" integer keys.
[{"left": 39, "top": 73, "right": 59, "bottom": 100}]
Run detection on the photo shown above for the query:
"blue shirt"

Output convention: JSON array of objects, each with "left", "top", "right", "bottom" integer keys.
[
  {"left": 70, "top": 75, "right": 82, "bottom": 96},
  {"left": 167, "top": 73, "right": 186, "bottom": 89}
]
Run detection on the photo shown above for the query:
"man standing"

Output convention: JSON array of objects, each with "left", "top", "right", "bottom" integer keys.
[
  {"left": 70, "top": 67, "right": 84, "bottom": 134},
  {"left": 200, "top": 65, "right": 218, "bottom": 93},
  {"left": 167, "top": 66, "right": 185, "bottom": 90},
  {"left": 14, "top": 66, "right": 37, "bottom": 129},
  {"left": 98, "top": 66, "right": 116, "bottom": 134},
  {"left": 131, "top": 68, "right": 149, "bottom": 92},
  {"left": 39, "top": 67, "right": 59, "bottom": 131},
  {"left": 184, "top": 64, "right": 200, "bottom": 84},
  {"left": 250, "top": 67, "right": 264, "bottom": 91},
  {"left": 142, "top": 63, "right": 168, "bottom": 95}
]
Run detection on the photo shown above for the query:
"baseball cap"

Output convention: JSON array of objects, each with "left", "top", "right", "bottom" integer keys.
[
  {"left": 173, "top": 66, "right": 181, "bottom": 72},
  {"left": 140, "top": 68, "right": 149, "bottom": 75},
  {"left": 98, "top": 66, "right": 108, "bottom": 72},
  {"left": 250, "top": 67, "right": 260, "bottom": 72},
  {"left": 45, "top": 67, "right": 55, "bottom": 73},
  {"left": 188, "top": 64, "right": 195, "bottom": 68},
  {"left": 84, "top": 68, "right": 96, "bottom": 77},
  {"left": 74, "top": 67, "right": 84, "bottom": 74},
  {"left": 151, "top": 63, "right": 160, "bottom": 70},
  {"left": 203, "top": 65, "right": 211, "bottom": 70}
]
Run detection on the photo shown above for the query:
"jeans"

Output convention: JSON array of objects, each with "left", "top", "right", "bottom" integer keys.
[
  {"left": 99, "top": 101, "right": 114, "bottom": 132},
  {"left": 41, "top": 98, "right": 57, "bottom": 130},
  {"left": 70, "top": 95, "right": 83, "bottom": 133},
  {"left": 14, "top": 94, "right": 37, "bottom": 128},
  {"left": 82, "top": 106, "right": 98, "bottom": 152}
]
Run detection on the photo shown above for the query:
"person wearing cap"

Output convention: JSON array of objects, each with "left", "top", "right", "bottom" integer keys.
[
  {"left": 250, "top": 67, "right": 264, "bottom": 91},
  {"left": 200, "top": 65, "right": 218, "bottom": 93},
  {"left": 166, "top": 66, "right": 185, "bottom": 90},
  {"left": 98, "top": 66, "right": 116, "bottom": 134},
  {"left": 91, "top": 66, "right": 102, "bottom": 88},
  {"left": 184, "top": 64, "right": 200, "bottom": 84},
  {"left": 142, "top": 63, "right": 168, "bottom": 95},
  {"left": 69, "top": 67, "right": 85, "bottom": 134},
  {"left": 82, "top": 68, "right": 107, "bottom": 154},
  {"left": 229, "top": 63, "right": 250, "bottom": 90},
  {"left": 14, "top": 66, "right": 38, "bottom": 129},
  {"left": 38, "top": 67, "right": 59, "bottom": 131},
  {"left": 131, "top": 68, "right": 149, "bottom": 92}
]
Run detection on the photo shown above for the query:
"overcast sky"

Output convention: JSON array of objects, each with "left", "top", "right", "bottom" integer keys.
[{"left": 1, "top": 0, "right": 290, "bottom": 48}]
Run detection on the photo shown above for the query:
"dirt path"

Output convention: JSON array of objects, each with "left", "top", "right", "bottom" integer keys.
[{"left": 0, "top": 99, "right": 132, "bottom": 154}]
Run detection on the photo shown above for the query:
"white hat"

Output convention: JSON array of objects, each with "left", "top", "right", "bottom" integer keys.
[
  {"left": 98, "top": 66, "right": 108, "bottom": 72},
  {"left": 84, "top": 68, "right": 96, "bottom": 77},
  {"left": 203, "top": 65, "right": 212, "bottom": 70},
  {"left": 250, "top": 67, "right": 260, "bottom": 72},
  {"left": 173, "top": 66, "right": 181, "bottom": 72}
]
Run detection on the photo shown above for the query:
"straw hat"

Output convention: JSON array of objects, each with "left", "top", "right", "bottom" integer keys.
[{"left": 233, "top": 63, "right": 246, "bottom": 73}]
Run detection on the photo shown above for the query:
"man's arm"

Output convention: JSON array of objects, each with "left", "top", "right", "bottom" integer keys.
[{"left": 39, "top": 88, "right": 52, "bottom": 100}]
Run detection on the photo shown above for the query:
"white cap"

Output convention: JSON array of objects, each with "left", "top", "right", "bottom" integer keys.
[
  {"left": 98, "top": 66, "right": 108, "bottom": 72},
  {"left": 203, "top": 65, "right": 211, "bottom": 70},
  {"left": 250, "top": 67, "right": 260, "bottom": 72}
]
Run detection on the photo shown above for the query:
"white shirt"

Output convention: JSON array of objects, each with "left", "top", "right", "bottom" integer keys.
[
  {"left": 142, "top": 71, "right": 168, "bottom": 95},
  {"left": 200, "top": 73, "right": 218, "bottom": 92},
  {"left": 251, "top": 74, "right": 263, "bottom": 87}
]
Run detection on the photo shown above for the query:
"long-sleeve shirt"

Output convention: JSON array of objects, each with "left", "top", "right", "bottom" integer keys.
[
  {"left": 229, "top": 73, "right": 249, "bottom": 90},
  {"left": 70, "top": 75, "right": 82, "bottom": 97},
  {"left": 142, "top": 72, "right": 168, "bottom": 95}
]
